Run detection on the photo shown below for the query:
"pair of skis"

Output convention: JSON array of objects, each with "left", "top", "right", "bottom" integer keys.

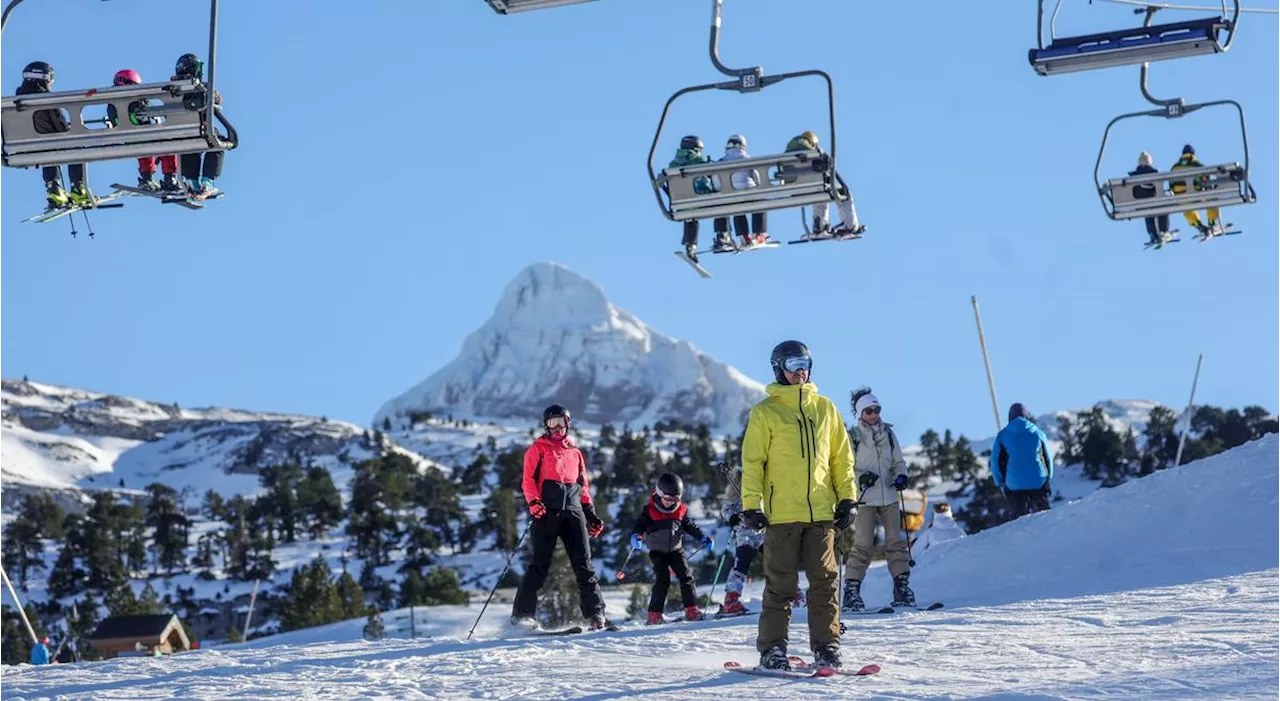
[
  {"left": 110, "top": 182, "right": 224, "bottom": 210},
  {"left": 20, "top": 193, "right": 125, "bottom": 225},
  {"left": 1144, "top": 224, "right": 1243, "bottom": 250},
  {"left": 675, "top": 229, "right": 865, "bottom": 278}
]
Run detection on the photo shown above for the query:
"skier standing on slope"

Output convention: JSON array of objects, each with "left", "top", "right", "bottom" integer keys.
[
  {"left": 915, "top": 502, "right": 966, "bottom": 551},
  {"left": 630, "top": 473, "right": 713, "bottom": 624},
  {"left": 511, "top": 404, "right": 610, "bottom": 629},
  {"left": 739, "top": 340, "right": 856, "bottom": 671},
  {"left": 841, "top": 388, "right": 915, "bottom": 611},
  {"left": 991, "top": 402, "right": 1054, "bottom": 518}
]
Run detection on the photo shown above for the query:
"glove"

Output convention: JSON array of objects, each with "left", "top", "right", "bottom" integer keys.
[
  {"left": 629, "top": 533, "right": 644, "bottom": 550},
  {"left": 700, "top": 535, "right": 714, "bottom": 550},
  {"left": 834, "top": 499, "right": 856, "bottom": 530},
  {"left": 893, "top": 475, "right": 908, "bottom": 491},
  {"left": 582, "top": 503, "right": 604, "bottom": 538},
  {"left": 858, "top": 472, "right": 879, "bottom": 490},
  {"left": 741, "top": 510, "right": 768, "bottom": 532},
  {"left": 528, "top": 499, "right": 546, "bottom": 519},
  {"left": 728, "top": 512, "right": 742, "bottom": 528}
]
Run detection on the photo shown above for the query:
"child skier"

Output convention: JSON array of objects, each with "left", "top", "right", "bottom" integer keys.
[
  {"left": 14, "top": 61, "right": 91, "bottom": 211},
  {"left": 720, "top": 477, "right": 764, "bottom": 615},
  {"left": 669, "top": 136, "right": 717, "bottom": 263},
  {"left": 173, "top": 53, "right": 224, "bottom": 199},
  {"left": 108, "top": 69, "right": 183, "bottom": 193},
  {"left": 783, "top": 130, "right": 864, "bottom": 240},
  {"left": 631, "top": 472, "right": 713, "bottom": 624},
  {"left": 717, "top": 133, "right": 768, "bottom": 248}
]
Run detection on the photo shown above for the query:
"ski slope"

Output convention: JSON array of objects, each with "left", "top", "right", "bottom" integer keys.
[{"left": 4, "top": 435, "right": 1277, "bottom": 700}]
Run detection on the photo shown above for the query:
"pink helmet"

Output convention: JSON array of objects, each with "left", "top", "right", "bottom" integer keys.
[{"left": 113, "top": 69, "right": 142, "bottom": 86}]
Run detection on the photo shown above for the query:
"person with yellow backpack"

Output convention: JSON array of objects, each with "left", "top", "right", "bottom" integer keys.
[{"left": 841, "top": 388, "right": 914, "bottom": 613}]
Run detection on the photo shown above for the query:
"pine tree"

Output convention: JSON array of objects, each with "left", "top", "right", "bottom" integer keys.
[
  {"left": 297, "top": 465, "right": 343, "bottom": 539},
  {"left": 335, "top": 571, "right": 367, "bottom": 620},
  {"left": 259, "top": 463, "right": 304, "bottom": 543},
  {"left": 138, "top": 581, "right": 166, "bottom": 614},
  {"left": 1, "top": 512, "right": 43, "bottom": 585},
  {"left": 145, "top": 482, "right": 191, "bottom": 575},
  {"left": 421, "top": 567, "right": 469, "bottom": 606},
  {"left": 363, "top": 607, "right": 386, "bottom": 640},
  {"left": 48, "top": 542, "right": 85, "bottom": 599},
  {"left": 398, "top": 568, "right": 425, "bottom": 608},
  {"left": 480, "top": 488, "right": 520, "bottom": 552},
  {"left": 1140, "top": 405, "right": 1180, "bottom": 474},
  {"left": 459, "top": 453, "right": 491, "bottom": 494}
]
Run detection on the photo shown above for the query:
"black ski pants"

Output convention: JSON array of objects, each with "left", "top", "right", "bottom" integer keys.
[
  {"left": 512, "top": 508, "right": 604, "bottom": 619},
  {"left": 1007, "top": 489, "right": 1051, "bottom": 518},
  {"left": 648, "top": 549, "right": 697, "bottom": 613},
  {"left": 181, "top": 151, "right": 224, "bottom": 181},
  {"left": 1143, "top": 214, "right": 1170, "bottom": 241}
]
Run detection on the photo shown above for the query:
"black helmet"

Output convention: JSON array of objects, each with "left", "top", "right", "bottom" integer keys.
[
  {"left": 22, "top": 61, "right": 53, "bottom": 85},
  {"left": 542, "top": 404, "right": 570, "bottom": 427},
  {"left": 680, "top": 135, "right": 704, "bottom": 151},
  {"left": 770, "top": 340, "right": 812, "bottom": 384},
  {"left": 656, "top": 472, "right": 683, "bottom": 498},
  {"left": 175, "top": 53, "right": 203, "bottom": 79}
]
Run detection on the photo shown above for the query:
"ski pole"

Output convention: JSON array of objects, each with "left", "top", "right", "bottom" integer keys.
[
  {"left": 706, "top": 548, "right": 729, "bottom": 607},
  {"left": 898, "top": 490, "right": 916, "bottom": 568},
  {"left": 467, "top": 520, "right": 533, "bottom": 640},
  {"left": 614, "top": 545, "right": 638, "bottom": 581}
]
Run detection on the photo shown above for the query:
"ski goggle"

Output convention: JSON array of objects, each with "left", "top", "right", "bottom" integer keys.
[
  {"left": 658, "top": 492, "right": 679, "bottom": 502},
  {"left": 22, "top": 71, "right": 50, "bottom": 82},
  {"left": 544, "top": 416, "right": 567, "bottom": 430},
  {"left": 862, "top": 406, "right": 881, "bottom": 415},
  {"left": 778, "top": 355, "right": 811, "bottom": 373},
  {"left": 113, "top": 76, "right": 138, "bottom": 86}
]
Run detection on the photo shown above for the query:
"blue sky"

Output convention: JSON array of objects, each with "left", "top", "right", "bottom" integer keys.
[{"left": 2, "top": 0, "right": 1276, "bottom": 445}]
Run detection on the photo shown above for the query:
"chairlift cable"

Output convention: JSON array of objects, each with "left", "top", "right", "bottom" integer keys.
[{"left": 1097, "top": 0, "right": 1278, "bottom": 14}]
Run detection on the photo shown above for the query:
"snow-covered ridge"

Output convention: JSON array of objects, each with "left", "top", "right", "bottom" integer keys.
[
  {"left": 1, "top": 378, "right": 436, "bottom": 503},
  {"left": 374, "top": 262, "right": 767, "bottom": 434}
]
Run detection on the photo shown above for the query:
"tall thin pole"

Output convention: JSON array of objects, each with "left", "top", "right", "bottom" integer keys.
[
  {"left": 241, "top": 578, "right": 261, "bottom": 639},
  {"left": 1173, "top": 354, "right": 1204, "bottom": 468},
  {"left": 205, "top": 0, "right": 219, "bottom": 142},
  {"left": 971, "top": 296, "right": 1003, "bottom": 433},
  {"left": 0, "top": 565, "right": 39, "bottom": 644}
]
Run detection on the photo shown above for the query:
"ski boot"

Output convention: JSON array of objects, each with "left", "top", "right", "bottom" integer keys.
[
  {"left": 712, "top": 232, "right": 736, "bottom": 253},
  {"left": 684, "top": 605, "right": 705, "bottom": 622},
  {"left": 509, "top": 614, "right": 538, "bottom": 630},
  {"left": 801, "top": 218, "right": 831, "bottom": 241},
  {"left": 68, "top": 182, "right": 94, "bottom": 208},
  {"left": 892, "top": 573, "right": 916, "bottom": 608},
  {"left": 645, "top": 611, "right": 664, "bottom": 626},
  {"left": 161, "top": 173, "right": 185, "bottom": 194},
  {"left": 759, "top": 645, "right": 790, "bottom": 671},
  {"left": 44, "top": 181, "right": 69, "bottom": 211},
  {"left": 813, "top": 643, "right": 842, "bottom": 670},
  {"left": 750, "top": 232, "right": 769, "bottom": 246},
  {"left": 683, "top": 242, "right": 699, "bottom": 264},
  {"left": 137, "top": 174, "right": 161, "bottom": 192},
  {"left": 192, "top": 176, "right": 220, "bottom": 200},
  {"left": 831, "top": 223, "right": 866, "bottom": 238},
  {"left": 588, "top": 612, "right": 611, "bottom": 631},
  {"left": 720, "top": 591, "right": 747, "bottom": 615},
  {"left": 841, "top": 579, "right": 864, "bottom": 613}
]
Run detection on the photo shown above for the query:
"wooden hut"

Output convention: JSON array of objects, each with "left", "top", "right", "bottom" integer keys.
[{"left": 90, "top": 614, "right": 191, "bottom": 659}]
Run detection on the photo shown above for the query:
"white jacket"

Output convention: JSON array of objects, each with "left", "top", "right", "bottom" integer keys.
[
  {"left": 720, "top": 146, "right": 760, "bottom": 190},
  {"left": 915, "top": 512, "right": 966, "bottom": 550},
  {"left": 852, "top": 421, "right": 907, "bottom": 507}
]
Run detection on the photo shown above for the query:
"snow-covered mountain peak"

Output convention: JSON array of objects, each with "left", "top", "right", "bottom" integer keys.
[{"left": 374, "top": 262, "right": 765, "bottom": 433}]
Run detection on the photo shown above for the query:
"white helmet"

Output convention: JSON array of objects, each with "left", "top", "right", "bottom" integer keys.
[{"left": 726, "top": 134, "right": 746, "bottom": 149}]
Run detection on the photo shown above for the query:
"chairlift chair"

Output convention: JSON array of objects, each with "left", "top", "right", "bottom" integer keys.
[
  {"left": 1030, "top": 0, "right": 1240, "bottom": 76},
  {"left": 484, "top": 0, "right": 597, "bottom": 13},
  {"left": 1, "top": 0, "right": 237, "bottom": 170},
  {"left": 647, "top": 0, "right": 852, "bottom": 225},
  {"left": 1094, "top": 59, "right": 1256, "bottom": 221}
]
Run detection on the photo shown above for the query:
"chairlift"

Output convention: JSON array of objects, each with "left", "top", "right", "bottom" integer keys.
[
  {"left": 647, "top": 0, "right": 853, "bottom": 226},
  {"left": 484, "top": 0, "right": 597, "bottom": 14},
  {"left": 1030, "top": 0, "right": 1239, "bottom": 76},
  {"left": 1093, "top": 55, "right": 1255, "bottom": 221},
  {"left": 1, "top": 0, "right": 238, "bottom": 170}
]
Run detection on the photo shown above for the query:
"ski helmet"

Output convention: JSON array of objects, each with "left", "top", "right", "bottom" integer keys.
[
  {"left": 542, "top": 404, "right": 571, "bottom": 430},
  {"left": 801, "top": 130, "right": 820, "bottom": 146},
  {"left": 21, "top": 61, "right": 53, "bottom": 85},
  {"left": 113, "top": 69, "right": 142, "bottom": 86},
  {"left": 656, "top": 472, "right": 684, "bottom": 499},
  {"left": 770, "top": 340, "right": 812, "bottom": 384},
  {"left": 680, "top": 135, "right": 704, "bottom": 151},
  {"left": 175, "top": 53, "right": 203, "bottom": 79},
  {"left": 726, "top": 134, "right": 746, "bottom": 149}
]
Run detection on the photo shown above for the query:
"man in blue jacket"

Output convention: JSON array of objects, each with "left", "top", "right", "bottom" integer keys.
[{"left": 991, "top": 403, "right": 1054, "bottom": 517}]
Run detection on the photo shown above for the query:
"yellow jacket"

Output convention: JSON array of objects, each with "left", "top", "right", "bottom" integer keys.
[{"left": 741, "top": 382, "right": 856, "bottom": 525}]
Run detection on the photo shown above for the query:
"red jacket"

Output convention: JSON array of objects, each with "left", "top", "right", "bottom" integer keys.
[{"left": 522, "top": 434, "right": 592, "bottom": 512}]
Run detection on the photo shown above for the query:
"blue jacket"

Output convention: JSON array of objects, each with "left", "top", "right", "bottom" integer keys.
[
  {"left": 991, "top": 417, "right": 1054, "bottom": 491},
  {"left": 30, "top": 642, "right": 51, "bottom": 665}
]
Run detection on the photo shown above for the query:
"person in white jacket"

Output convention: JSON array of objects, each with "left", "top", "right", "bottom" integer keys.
[
  {"left": 841, "top": 388, "right": 914, "bottom": 611},
  {"left": 915, "top": 503, "right": 966, "bottom": 551},
  {"left": 712, "top": 134, "right": 769, "bottom": 250}
]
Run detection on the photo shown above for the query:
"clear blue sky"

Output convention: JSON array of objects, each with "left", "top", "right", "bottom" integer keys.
[{"left": 2, "top": 0, "right": 1276, "bottom": 445}]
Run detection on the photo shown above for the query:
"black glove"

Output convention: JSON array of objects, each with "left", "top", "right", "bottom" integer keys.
[
  {"left": 893, "top": 475, "right": 908, "bottom": 491},
  {"left": 834, "top": 499, "right": 856, "bottom": 530},
  {"left": 728, "top": 512, "right": 743, "bottom": 528},
  {"left": 741, "top": 510, "right": 768, "bottom": 532},
  {"left": 858, "top": 472, "right": 879, "bottom": 490}
]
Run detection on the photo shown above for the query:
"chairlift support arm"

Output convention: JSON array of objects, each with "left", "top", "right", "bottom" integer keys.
[{"left": 709, "top": 0, "right": 764, "bottom": 90}]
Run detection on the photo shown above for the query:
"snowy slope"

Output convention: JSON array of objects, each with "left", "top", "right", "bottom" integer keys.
[
  {"left": 374, "top": 262, "right": 767, "bottom": 434},
  {"left": 1, "top": 378, "right": 439, "bottom": 502},
  {"left": 6, "top": 436, "right": 1275, "bottom": 700}
]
